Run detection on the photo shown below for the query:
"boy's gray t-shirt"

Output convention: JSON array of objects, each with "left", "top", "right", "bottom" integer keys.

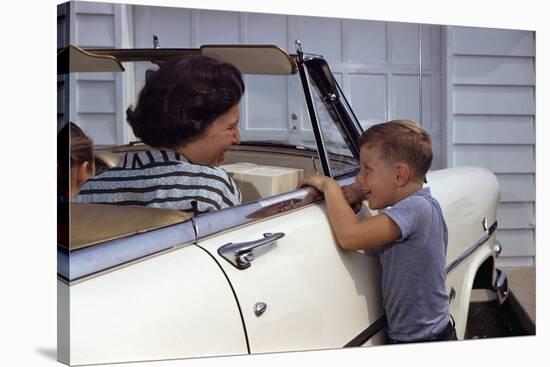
[{"left": 378, "top": 187, "right": 450, "bottom": 341}]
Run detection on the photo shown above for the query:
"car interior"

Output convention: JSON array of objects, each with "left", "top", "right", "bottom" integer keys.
[
  {"left": 94, "top": 143, "right": 357, "bottom": 204},
  {"left": 63, "top": 44, "right": 359, "bottom": 251}
]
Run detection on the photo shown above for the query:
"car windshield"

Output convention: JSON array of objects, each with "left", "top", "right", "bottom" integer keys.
[
  {"left": 308, "top": 78, "right": 360, "bottom": 176},
  {"left": 133, "top": 60, "right": 360, "bottom": 176},
  {"left": 244, "top": 70, "right": 360, "bottom": 177},
  {"left": 300, "top": 58, "right": 361, "bottom": 177}
]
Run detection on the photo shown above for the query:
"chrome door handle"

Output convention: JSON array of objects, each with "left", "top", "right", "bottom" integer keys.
[{"left": 218, "top": 232, "right": 285, "bottom": 270}]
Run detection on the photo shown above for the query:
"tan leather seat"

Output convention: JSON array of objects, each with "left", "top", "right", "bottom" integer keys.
[{"left": 65, "top": 203, "right": 192, "bottom": 251}]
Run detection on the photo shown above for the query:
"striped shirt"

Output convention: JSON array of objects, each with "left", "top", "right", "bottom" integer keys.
[{"left": 74, "top": 149, "right": 242, "bottom": 214}]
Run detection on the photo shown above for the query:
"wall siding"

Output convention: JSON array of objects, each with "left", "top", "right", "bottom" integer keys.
[
  {"left": 130, "top": 6, "right": 444, "bottom": 168},
  {"left": 453, "top": 56, "right": 535, "bottom": 85},
  {"left": 453, "top": 144, "right": 535, "bottom": 173},
  {"left": 497, "top": 174, "right": 535, "bottom": 202},
  {"left": 69, "top": 1, "right": 117, "bottom": 143},
  {"left": 453, "top": 115, "right": 535, "bottom": 145},
  {"left": 451, "top": 27, "right": 535, "bottom": 56},
  {"left": 453, "top": 85, "right": 534, "bottom": 115},
  {"left": 446, "top": 26, "right": 536, "bottom": 267}
]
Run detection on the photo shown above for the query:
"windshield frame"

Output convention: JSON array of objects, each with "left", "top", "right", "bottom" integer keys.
[{"left": 297, "top": 53, "right": 363, "bottom": 178}]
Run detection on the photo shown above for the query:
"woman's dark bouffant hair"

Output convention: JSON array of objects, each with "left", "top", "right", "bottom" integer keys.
[{"left": 126, "top": 55, "right": 245, "bottom": 149}]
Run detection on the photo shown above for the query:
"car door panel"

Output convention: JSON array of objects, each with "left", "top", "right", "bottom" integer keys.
[{"left": 197, "top": 203, "right": 384, "bottom": 353}]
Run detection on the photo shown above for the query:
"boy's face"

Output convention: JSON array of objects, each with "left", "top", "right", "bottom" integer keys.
[{"left": 356, "top": 145, "right": 400, "bottom": 210}]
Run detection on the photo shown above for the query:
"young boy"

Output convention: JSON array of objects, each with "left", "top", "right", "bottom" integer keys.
[{"left": 300, "top": 119, "right": 456, "bottom": 343}]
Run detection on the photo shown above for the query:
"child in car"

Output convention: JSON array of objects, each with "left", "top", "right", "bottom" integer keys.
[
  {"left": 300, "top": 119, "right": 456, "bottom": 343},
  {"left": 57, "top": 122, "right": 95, "bottom": 201}
]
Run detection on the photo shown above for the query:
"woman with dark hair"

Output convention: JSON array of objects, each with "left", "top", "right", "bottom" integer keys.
[{"left": 75, "top": 55, "right": 245, "bottom": 214}]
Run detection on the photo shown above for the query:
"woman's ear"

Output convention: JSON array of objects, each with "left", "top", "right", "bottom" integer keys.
[{"left": 395, "top": 163, "right": 411, "bottom": 186}]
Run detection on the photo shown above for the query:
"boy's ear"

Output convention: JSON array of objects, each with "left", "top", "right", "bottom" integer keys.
[{"left": 395, "top": 163, "right": 411, "bottom": 186}]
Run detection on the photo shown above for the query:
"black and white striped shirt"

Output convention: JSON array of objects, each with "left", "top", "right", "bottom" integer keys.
[{"left": 74, "top": 149, "right": 242, "bottom": 214}]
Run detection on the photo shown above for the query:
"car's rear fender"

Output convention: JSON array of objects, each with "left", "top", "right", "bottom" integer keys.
[{"left": 59, "top": 243, "right": 248, "bottom": 365}]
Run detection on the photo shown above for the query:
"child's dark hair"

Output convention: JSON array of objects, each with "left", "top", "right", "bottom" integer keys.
[{"left": 359, "top": 120, "right": 432, "bottom": 182}]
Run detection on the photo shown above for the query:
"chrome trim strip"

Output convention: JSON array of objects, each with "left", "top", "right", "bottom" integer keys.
[
  {"left": 58, "top": 220, "right": 195, "bottom": 282},
  {"left": 195, "top": 176, "right": 356, "bottom": 241},
  {"left": 445, "top": 221, "right": 498, "bottom": 274},
  {"left": 195, "top": 188, "right": 315, "bottom": 240}
]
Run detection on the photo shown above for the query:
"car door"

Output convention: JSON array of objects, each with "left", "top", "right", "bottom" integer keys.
[
  {"left": 194, "top": 55, "right": 384, "bottom": 353},
  {"left": 195, "top": 190, "right": 385, "bottom": 354}
]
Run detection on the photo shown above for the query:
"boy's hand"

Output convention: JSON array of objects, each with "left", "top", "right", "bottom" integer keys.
[
  {"left": 298, "top": 175, "right": 333, "bottom": 192},
  {"left": 298, "top": 176, "right": 332, "bottom": 205},
  {"left": 342, "top": 183, "right": 365, "bottom": 213},
  {"left": 299, "top": 177, "right": 363, "bottom": 211}
]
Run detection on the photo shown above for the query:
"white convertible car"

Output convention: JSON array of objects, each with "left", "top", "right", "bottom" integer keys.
[{"left": 57, "top": 43, "right": 508, "bottom": 365}]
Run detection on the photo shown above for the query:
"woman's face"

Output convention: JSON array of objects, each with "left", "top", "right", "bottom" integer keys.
[{"left": 184, "top": 104, "right": 241, "bottom": 166}]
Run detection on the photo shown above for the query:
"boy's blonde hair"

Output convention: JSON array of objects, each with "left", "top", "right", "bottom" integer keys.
[{"left": 359, "top": 120, "right": 432, "bottom": 182}]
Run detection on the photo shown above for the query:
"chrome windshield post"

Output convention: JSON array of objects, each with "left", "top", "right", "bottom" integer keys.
[{"left": 295, "top": 42, "right": 332, "bottom": 177}]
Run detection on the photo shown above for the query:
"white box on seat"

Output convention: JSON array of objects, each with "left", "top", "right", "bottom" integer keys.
[{"left": 221, "top": 162, "right": 304, "bottom": 202}]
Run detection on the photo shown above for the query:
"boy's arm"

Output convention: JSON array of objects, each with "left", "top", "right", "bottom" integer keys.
[{"left": 300, "top": 176, "right": 401, "bottom": 251}]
